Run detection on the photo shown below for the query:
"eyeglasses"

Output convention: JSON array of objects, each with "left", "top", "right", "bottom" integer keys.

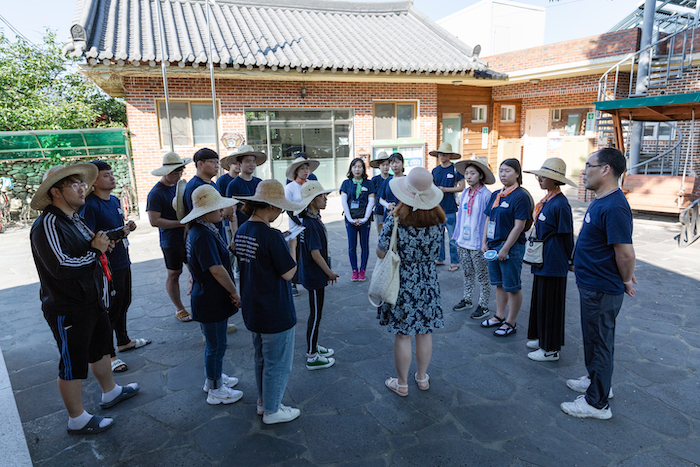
[
  {"left": 205, "top": 159, "right": 220, "bottom": 165},
  {"left": 61, "top": 181, "right": 88, "bottom": 191},
  {"left": 584, "top": 163, "right": 607, "bottom": 169}
]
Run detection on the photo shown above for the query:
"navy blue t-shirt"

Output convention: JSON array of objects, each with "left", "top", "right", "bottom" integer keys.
[
  {"left": 484, "top": 187, "right": 531, "bottom": 249},
  {"left": 286, "top": 173, "right": 317, "bottom": 184},
  {"left": 146, "top": 181, "right": 185, "bottom": 249},
  {"left": 299, "top": 215, "right": 329, "bottom": 291},
  {"left": 432, "top": 164, "right": 464, "bottom": 214},
  {"left": 185, "top": 176, "right": 226, "bottom": 239},
  {"left": 340, "top": 178, "right": 376, "bottom": 219},
  {"left": 235, "top": 220, "right": 297, "bottom": 334},
  {"left": 80, "top": 193, "right": 130, "bottom": 271},
  {"left": 186, "top": 222, "right": 236, "bottom": 323},
  {"left": 574, "top": 189, "right": 633, "bottom": 295},
  {"left": 227, "top": 176, "right": 262, "bottom": 226},
  {"left": 377, "top": 176, "right": 400, "bottom": 221},
  {"left": 371, "top": 174, "right": 390, "bottom": 217},
  {"left": 216, "top": 173, "right": 235, "bottom": 196},
  {"left": 531, "top": 193, "right": 574, "bottom": 277}
]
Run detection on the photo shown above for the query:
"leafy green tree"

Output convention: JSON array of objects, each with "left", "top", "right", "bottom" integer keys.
[{"left": 0, "top": 30, "right": 126, "bottom": 131}]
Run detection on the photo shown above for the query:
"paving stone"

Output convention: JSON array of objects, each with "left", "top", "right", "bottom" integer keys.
[
  {"left": 36, "top": 440, "right": 109, "bottom": 467},
  {"left": 663, "top": 439, "right": 700, "bottom": 465},
  {"left": 230, "top": 433, "right": 306, "bottom": 465},
  {"left": 9, "top": 360, "right": 57, "bottom": 391},
  {"left": 624, "top": 360, "right": 689, "bottom": 384},
  {"left": 138, "top": 387, "right": 231, "bottom": 432},
  {"left": 165, "top": 354, "right": 207, "bottom": 391},
  {"left": 679, "top": 329, "right": 700, "bottom": 349},
  {"left": 301, "top": 414, "right": 388, "bottom": 464},
  {"left": 442, "top": 360, "right": 516, "bottom": 401},
  {"left": 302, "top": 377, "right": 375, "bottom": 414},
  {"left": 366, "top": 394, "right": 436, "bottom": 434},
  {"left": 14, "top": 380, "right": 65, "bottom": 422},
  {"left": 619, "top": 448, "right": 697, "bottom": 467},
  {"left": 116, "top": 445, "right": 213, "bottom": 466},
  {"left": 614, "top": 384, "right": 692, "bottom": 437},
  {"left": 630, "top": 329, "right": 689, "bottom": 363},
  {"left": 192, "top": 416, "right": 252, "bottom": 460},
  {"left": 392, "top": 438, "right": 513, "bottom": 466},
  {"left": 416, "top": 418, "right": 464, "bottom": 442},
  {"left": 3, "top": 342, "right": 58, "bottom": 372},
  {"left": 647, "top": 379, "right": 700, "bottom": 420},
  {"left": 453, "top": 401, "right": 549, "bottom": 443},
  {"left": 505, "top": 424, "right": 611, "bottom": 466}
]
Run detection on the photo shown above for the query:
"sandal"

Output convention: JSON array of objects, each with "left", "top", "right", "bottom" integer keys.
[
  {"left": 385, "top": 377, "right": 408, "bottom": 397},
  {"left": 435, "top": 261, "right": 445, "bottom": 266},
  {"left": 415, "top": 372, "right": 430, "bottom": 390},
  {"left": 175, "top": 309, "right": 192, "bottom": 322},
  {"left": 494, "top": 322, "right": 517, "bottom": 337},
  {"left": 481, "top": 316, "right": 505, "bottom": 328},
  {"left": 111, "top": 358, "right": 128, "bottom": 373},
  {"left": 118, "top": 338, "right": 152, "bottom": 352}
]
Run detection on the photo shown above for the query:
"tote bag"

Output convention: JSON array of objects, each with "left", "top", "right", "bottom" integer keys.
[
  {"left": 523, "top": 236, "right": 544, "bottom": 267},
  {"left": 368, "top": 217, "right": 401, "bottom": 307}
]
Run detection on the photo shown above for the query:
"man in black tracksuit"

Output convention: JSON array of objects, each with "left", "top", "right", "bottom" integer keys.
[{"left": 30, "top": 164, "right": 139, "bottom": 435}]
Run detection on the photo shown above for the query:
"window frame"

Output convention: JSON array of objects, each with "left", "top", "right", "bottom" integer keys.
[
  {"left": 642, "top": 122, "right": 676, "bottom": 141},
  {"left": 500, "top": 105, "right": 516, "bottom": 123},
  {"left": 373, "top": 101, "right": 418, "bottom": 140},
  {"left": 155, "top": 99, "right": 221, "bottom": 149},
  {"left": 471, "top": 105, "right": 488, "bottom": 124},
  {"left": 548, "top": 105, "right": 594, "bottom": 137}
]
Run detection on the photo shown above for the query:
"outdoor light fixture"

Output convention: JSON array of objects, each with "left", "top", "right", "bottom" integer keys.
[
  {"left": 530, "top": 79, "right": 541, "bottom": 84},
  {"left": 301, "top": 86, "right": 307, "bottom": 99},
  {"left": 100, "top": 73, "right": 110, "bottom": 80},
  {"left": 452, "top": 80, "right": 462, "bottom": 86}
]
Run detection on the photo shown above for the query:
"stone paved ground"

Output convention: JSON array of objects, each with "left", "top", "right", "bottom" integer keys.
[{"left": 1, "top": 196, "right": 700, "bottom": 467}]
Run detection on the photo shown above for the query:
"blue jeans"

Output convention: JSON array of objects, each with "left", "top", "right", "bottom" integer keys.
[
  {"left": 200, "top": 319, "right": 229, "bottom": 390},
  {"left": 438, "top": 212, "right": 459, "bottom": 264},
  {"left": 253, "top": 327, "right": 295, "bottom": 414},
  {"left": 345, "top": 220, "right": 371, "bottom": 271}
]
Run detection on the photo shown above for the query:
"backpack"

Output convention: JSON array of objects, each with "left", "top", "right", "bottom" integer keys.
[{"left": 520, "top": 187, "right": 535, "bottom": 233}]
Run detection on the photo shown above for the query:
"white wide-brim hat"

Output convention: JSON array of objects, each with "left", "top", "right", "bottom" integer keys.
[
  {"left": 524, "top": 157, "right": 577, "bottom": 187},
  {"left": 31, "top": 164, "right": 98, "bottom": 210},
  {"left": 151, "top": 152, "right": 192, "bottom": 176},
  {"left": 389, "top": 167, "right": 443, "bottom": 211},
  {"left": 233, "top": 179, "right": 306, "bottom": 212},
  {"left": 293, "top": 181, "right": 336, "bottom": 215},
  {"left": 455, "top": 157, "right": 496, "bottom": 185},
  {"left": 171, "top": 179, "right": 188, "bottom": 221},
  {"left": 180, "top": 184, "right": 239, "bottom": 224},
  {"left": 221, "top": 145, "right": 266, "bottom": 169},
  {"left": 285, "top": 156, "right": 321, "bottom": 181},
  {"left": 369, "top": 151, "right": 391, "bottom": 168},
  {"left": 429, "top": 142, "right": 461, "bottom": 160}
]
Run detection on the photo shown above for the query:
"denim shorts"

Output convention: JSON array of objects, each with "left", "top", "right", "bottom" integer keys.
[{"left": 487, "top": 242, "right": 525, "bottom": 292}]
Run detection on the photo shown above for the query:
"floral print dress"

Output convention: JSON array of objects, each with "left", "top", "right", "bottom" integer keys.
[{"left": 377, "top": 215, "right": 444, "bottom": 335}]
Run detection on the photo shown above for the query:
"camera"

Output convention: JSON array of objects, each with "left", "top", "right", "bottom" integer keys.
[{"left": 103, "top": 226, "right": 126, "bottom": 241}]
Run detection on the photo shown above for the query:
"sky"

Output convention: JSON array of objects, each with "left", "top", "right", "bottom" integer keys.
[{"left": 2, "top": 0, "right": 642, "bottom": 47}]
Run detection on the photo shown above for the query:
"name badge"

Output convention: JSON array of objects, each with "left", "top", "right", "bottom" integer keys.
[
  {"left": 461, "top": 225, "right": 471, "bottom": 241},
  {"left": 500, "top": 201, "right": 510, "bottom": 208},
  {"left": 487, "top": 221, "right": 496, "bottom": 240},
  {"left": 538, "top": 213, "right": 546, "bottom": 221},
  {"left": 350, "top": 202, "right": 360, "bottom": 209},
  {"left": 122, "top": 238, "right": 129, "bottom": 249}
]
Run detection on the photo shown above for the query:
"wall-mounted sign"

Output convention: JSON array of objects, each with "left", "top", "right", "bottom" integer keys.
[{"left": 481, "top": 127, "right": 489, "bottom": 149}]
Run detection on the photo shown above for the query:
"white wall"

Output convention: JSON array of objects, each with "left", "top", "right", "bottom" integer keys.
[{"left": 437, "top": 0, "right": 545, "bottom": 56}]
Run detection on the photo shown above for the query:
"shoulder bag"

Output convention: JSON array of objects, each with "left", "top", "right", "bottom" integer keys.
[
  {"left": 368, "top": 216, "right": 401, "bottom": 307},
  {"left": 523, "top": 235, "right": 543, "bottom": 267}
]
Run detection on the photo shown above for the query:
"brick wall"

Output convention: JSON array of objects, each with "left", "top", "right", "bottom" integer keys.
[
  {"left": 483, "top": 29, "right": 641, "bottom": 73},
  {"left": 124, "top": 77, "right": 438, "bottom": 202}
]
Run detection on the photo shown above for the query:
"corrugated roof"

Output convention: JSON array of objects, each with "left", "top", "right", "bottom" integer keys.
[{"left": 65, "top": 0, "right": 506, "bottom": 79}]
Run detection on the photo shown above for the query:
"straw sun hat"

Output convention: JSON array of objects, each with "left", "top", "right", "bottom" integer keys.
[
  {"left": 171, "top": 179, "right": 188, "bottom": 221},
  {"left": 180, "top": 184, "right": 239, "bottom": 224},
  {"left": 151, "top": 152, "right": 192, "bottom": 176},
  {"left": 220, "top": 145, "right": 266, "bottom": 170},
  {"left": 232, "top": 179, "right": 306, "bottom": 212},
  {"left": 285, "top": 156, "right": 320, "bottom": 181},
  {"left": 389, "top": 167, "right": 443, "bottom": 211},
  {"left": 31, "top": 164, "right": 98, "bottom": 210},
  {"left": 369, "top": 151, "right": 390, "bottom": 168},
  {"left": 293, "top": 181, "right": 336, "bottom": 215},
  {"left": 455, "top": 157, "right": 496, "bottom": 185},
  {"left": 428, "top": 142, "right": 461, "bottom": 160},
  {"left": 524, "top": 158, "right": 577, "bottom": 187}
]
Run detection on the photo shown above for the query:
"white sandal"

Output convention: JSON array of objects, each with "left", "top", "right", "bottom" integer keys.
[{"left": 415, "top": 372, "right": 430, "bottom": 390}]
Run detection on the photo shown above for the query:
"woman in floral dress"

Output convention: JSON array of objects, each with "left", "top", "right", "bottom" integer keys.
[{"left": 377, "top": 167, "right": 445, "bottom": 397}]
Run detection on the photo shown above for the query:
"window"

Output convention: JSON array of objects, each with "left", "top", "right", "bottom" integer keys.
[
  {"left": 471, "top": 105, "right": 487, "bottom": 123},
  {"left": 157, "top": 101, "right": 218, "bottom": 148},
  {"left": 374, "top": 102, "right": 416, "bottom": 139},
  {"left": 643, "top": 122, "right": 676, "bottom": 140},
  {"left": 549, "top": 107, "right": 592, "bottom": 136},
  {"left": 500, "top": 105, "right": 516, "bottom": 123}
]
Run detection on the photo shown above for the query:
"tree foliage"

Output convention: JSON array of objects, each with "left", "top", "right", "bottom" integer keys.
[{"left": 0, "top": 30, "right": 126, "bottom": 131}]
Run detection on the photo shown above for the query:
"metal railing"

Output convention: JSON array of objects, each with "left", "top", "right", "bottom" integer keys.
[{"left": 629, "top": 122, "right": 683, "bottom": 175}]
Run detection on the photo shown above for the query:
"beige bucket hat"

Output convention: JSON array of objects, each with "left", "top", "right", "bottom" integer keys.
[
  {"left": 221, "top": 145, "right": 266, "bottom": 169},
  {"left": 293, "top": 181, "right": 336, "bottom": 215},
  {"left": 151, "top": 152, "right": 192, "bottom": 176},
  {"left": 285, "top": 156, "right": 320, "bottom": 181},
  {"left": 31, "top": 164, "right": 98, "bottom": 210},
  {"left": 170, "top": 179, "right": 188, "bottom": 221},
  {"left": 233, "top": 179, "right": 306, "bottom": 212},
  {"left": 389, "top": 167, "right": 443, "bottom": 211},
  {"left": 429, "top": 142, "right": 461, "bottom": 160},
  {"left": 524, "top": 157, "right": 577, "bottom": 187},
  {"left": 180, "top": 184, "right": 239, "bottom": 224},
  {"left": 369, "top": 151, "right": 391, "bottom": 168},
  {"left": 455, "top": 157, "right": 496, "bottom": 185}
]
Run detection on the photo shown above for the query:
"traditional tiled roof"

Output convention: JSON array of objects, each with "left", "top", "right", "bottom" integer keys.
[{"left": 65, "top": 0, "right": 507, "bottom": 79}]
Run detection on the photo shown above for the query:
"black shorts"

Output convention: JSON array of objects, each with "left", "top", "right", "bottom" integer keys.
[
  {"left": 45, "top": 308, "right": 112, "bottom": 380},
  {"left": 162, "top": 244, "right": 187, "bottom": 270}
]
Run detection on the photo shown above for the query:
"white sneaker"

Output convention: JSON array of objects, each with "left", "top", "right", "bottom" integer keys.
[
  {"left": 206, "top": 386, "right": 243, "bottom": 405},
  {"left": 203, "top": 373, "right": 239, "bottom": 392},
  {"left": 262, "top": 405, "right": 301, "bottom": 425},
  {"left": 560, "top": 395, "right": 612, "bottom": 419},
  {"left": 566, "top": 375, "right": 613, "bottom": 399},
  {"left": 526, "top": 339, "right": 540, "bottom": 350},
  {"left": 527, "top": 348, "right": 559, "bottom": 362}
]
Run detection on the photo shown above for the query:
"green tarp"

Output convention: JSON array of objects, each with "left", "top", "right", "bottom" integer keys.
[
  {"left": 595, "top": 92, "right": 700, "bottom": 111},
  {"left": 0, "top": 128, "right": 128, "bottom": 161}
]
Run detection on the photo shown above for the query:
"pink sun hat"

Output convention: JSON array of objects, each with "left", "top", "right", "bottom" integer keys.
[{"left": 389, "top": 167, "right": 444, "bottom": 211}]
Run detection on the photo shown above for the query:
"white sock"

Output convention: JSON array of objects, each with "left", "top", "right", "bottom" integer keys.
[
  {"left": 102, "top": 384, "right": 122, "bottom": 403},
  {"left": 67, "top": 410, "right": 92, "bottom": 430},
  {"left": 307, "top": 354, "right": 318, "bottom": 362}
]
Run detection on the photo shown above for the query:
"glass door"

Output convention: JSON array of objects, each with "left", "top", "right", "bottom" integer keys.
[{"left": 442, "top": 113, "right": 462, "bottom": 154}]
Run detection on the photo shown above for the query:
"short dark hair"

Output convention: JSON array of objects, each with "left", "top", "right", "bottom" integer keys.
[
  {"left": 90, "top": 160, "right": 111, "bottom": 171},
  {"left": 346, "top": 158, "right": 367, "bottom": 180},
  {"left": 594, "top": 148, "right": 626, "bottom": 178},
  {"left": 388, "top": 152, "right": 404, "bottom": 164},
  {"left": 241, "top": 200, "right": 271, "bottom": 217},
  {"left": 194, "top": 148, "right": 219, "bottom": 163}
]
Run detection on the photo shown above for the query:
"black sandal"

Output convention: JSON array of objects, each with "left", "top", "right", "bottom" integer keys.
[
  {"left": 481, "top": 316, "right": 505, "bottom": 328},
  {"left": 494, "top": 322, "right": 517, "bottom": 337}
]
